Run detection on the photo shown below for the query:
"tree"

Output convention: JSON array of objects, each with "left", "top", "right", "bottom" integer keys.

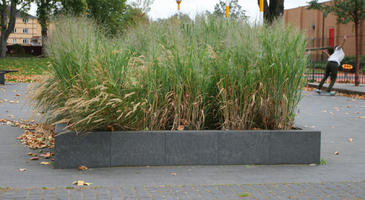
[
  {"left": 308, "top": 0, "right": 365, "bottom": 86},
  {"left": 214, "top": 0, "right": 247, "bottom": 20},
  {"left": 34, "top": 0, "right": 58, "bottom": 55},
  {"left": 256, "top": 0, "right": 284, "bottom": 24},
  {"left": 58, "top": 0, "right": 127, "bottom": 35},
  {"left": 86, "top": 0, "right": 127, "bottom": 35},
  {"left": 0, "top": 0, "right": 30, "bottom": 57}
]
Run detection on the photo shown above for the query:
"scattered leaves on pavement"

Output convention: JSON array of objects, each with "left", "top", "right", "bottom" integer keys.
[
  {"left": 78, "top": 165, "right": 88, "bottom": 171},
  {"left": 16, "top": 123, "right": 55, "bottom": 149}
]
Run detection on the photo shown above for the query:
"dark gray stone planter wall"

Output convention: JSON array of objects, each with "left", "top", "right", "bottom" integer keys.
[{"left": 54, "top": 124, "right": 321, "bottom": 169}]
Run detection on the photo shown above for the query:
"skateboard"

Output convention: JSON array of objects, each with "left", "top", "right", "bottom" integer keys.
[{"left": 316, "top": 90, "right": 336, "bottom": 96}]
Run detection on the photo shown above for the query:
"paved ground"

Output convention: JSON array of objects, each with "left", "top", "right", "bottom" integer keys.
[{"left": 1, "top": 83, "right": 365, "bottom": 199}]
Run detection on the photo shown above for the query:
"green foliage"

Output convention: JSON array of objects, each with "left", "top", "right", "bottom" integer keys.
[
  {"left": 341, "top": 55, "right": 365, "bottom": 73},
  {"left": 308, "top": 0, "right": 365, "bottom": 23},
  {"left": 214, "top": 0, "right": 247, "bottom": 20},
  {"left": 320, "top": 158, "right": 327, "bottom": 165},
  {"left": 31, "top": 15, "right": 307, "bottom": 133}
]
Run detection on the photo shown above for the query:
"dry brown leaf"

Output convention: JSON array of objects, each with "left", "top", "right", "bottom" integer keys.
[
  {"left": 40, "top": 162, "right": 50, "bottom": 165},
  {"left": 171, "top": 172, "right": 177, "bottom": 176},
  {"left": 334, "top": 151, "right": 339, "bottom": 155},
  {"left": 30, "top": 157, "right": 39, "bottom": 160},
  {"left": 40, "top": 152, "right": 52, "bottom": 159},
  {"left": 355, "top": 112, "right": 360, "bottom": 114},
  {"left": 177, "top": 125, "right": 184, "bottom": 131},
  {"left": 19, "top": 168, "right": 26, "bottom": 172},
  {"left": 78, "top": 165, "right": 88, "bottom": 171},
  {"left": 359, "top": 116, "right": 365, "bottom": 119},
  {"left": 347, "top": 138, "right": 353, "bottom": 142},
  {"left": 16, "top": 94, "right": 21, "bottom": 96},
  {"left": 27, "top": 152, "right": 33, "bottom": 156},
  {"left": 9, "top": 100, "right": 15, "bottom": 104},
  {"left": 72, "top": 180, "right": 92, "bottom": 186}
]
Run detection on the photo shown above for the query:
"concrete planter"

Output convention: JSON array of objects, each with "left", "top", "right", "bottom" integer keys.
[{"left": 54, "top": 124, "right": 321, "bottom": 169}]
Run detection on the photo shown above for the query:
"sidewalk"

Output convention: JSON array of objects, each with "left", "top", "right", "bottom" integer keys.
[
  {"left": 1, "top": 83, "right": 365, "bottom": 199},
  {"left": 308, "top": 82, "right": 365, "bottom": 95}
]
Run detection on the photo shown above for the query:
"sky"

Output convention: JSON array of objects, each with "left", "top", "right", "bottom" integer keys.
[{"left": 29, "top": 0, "right": 330, "bottom": 22}]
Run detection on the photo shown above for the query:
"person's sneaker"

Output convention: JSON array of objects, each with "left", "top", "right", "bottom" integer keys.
[{"left": 315, "top": 89, "right": 320, "bottom": 93}]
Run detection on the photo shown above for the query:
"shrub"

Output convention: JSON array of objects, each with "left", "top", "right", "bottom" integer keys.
[{"left": 30, "top": 15, "right": 308, "bottom": 133}]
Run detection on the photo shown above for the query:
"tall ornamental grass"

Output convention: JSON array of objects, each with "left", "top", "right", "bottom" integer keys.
[{"left": 31, "top": 15, "right": 307, "bottom": 133}]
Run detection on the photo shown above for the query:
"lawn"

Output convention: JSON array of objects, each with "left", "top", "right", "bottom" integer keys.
[{"left": 0, "top": 57, "right": 49, "bottom": 82}]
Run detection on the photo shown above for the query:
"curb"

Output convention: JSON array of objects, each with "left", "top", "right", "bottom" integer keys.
[{"left": 307, "top": 83, "right": 365, "bottom": 95}]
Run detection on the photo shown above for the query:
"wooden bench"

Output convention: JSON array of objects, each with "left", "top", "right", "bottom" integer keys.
[{"left": 0, "top": 70, "right": 18, "bottom": 85}]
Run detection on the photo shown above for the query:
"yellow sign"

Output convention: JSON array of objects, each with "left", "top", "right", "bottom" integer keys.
[
  {"left": 342, "top": 64, "right": 353, "bottom": 70},
  {"left": 226, "top": 5, "right": 229, "bottom": 18}
]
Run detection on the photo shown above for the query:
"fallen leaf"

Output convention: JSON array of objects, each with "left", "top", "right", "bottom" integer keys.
[
  {"left": 359, "top": 116, "right": 365, "bottom": 119},
  {"left": 355, "top": 112, "right": 360, "bottom": 114},
  {"left": 177, "top": 125, "right": 184, "bottom": 131},
  {"left": 72, "top": 180, "right": 92, "bottom": 186},
  {"left": 27, "top": 152, "right": 33, "bottom": 156},
  {"left": 19, "top": 168, "right": 26, "bottom": 172},
  {"left": 334, "top": 151, "right": 339, "bottom": 155},
  {"left": 30, "top": 157, "right": 39, "bottom": 160},
  {"left": 171, "top": 172, "right": 177, "bottom": 176},
  {"left": 346, "top": 105, "right": 351, "bottom": 108},
  {"left": 347, "top": 138, "right": 353, "bottom": 142},
  {"left": 78, "top": 165, "right": 88, "bottom": 171},
  {"left": 40, "top": 152, "right": 52, "bottom": 159},
  {"left": 9, "top": 100, "right": 15, "bottom": 104},
  {"left": 16, "top": 94, "right": 21, "bottom": 96},
  {"left": 40, "top": 162, "right": 50, "bottom": 165}
]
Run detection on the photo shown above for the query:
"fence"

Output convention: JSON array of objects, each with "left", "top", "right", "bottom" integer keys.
[{"left": 305, "top": 35, "right": 365, "bottom": 84}]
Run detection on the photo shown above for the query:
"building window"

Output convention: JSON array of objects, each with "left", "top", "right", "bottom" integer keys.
[
  {"left": 23, "top": 28, "right": 28, "bottom": 34},
  {"left": 23, "top": 18, "right": 29, "bottom": 23},
  {"left": 12, "top": 39, "right": 17, "bottom": 44},
  {"left": 23, "top": 39, "right": 28, "bottom": 44}
]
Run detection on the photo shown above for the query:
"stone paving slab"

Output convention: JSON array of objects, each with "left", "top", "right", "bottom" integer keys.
[
  {"left": 1, "top": 83, "right": 365, "bottom": 199},
  {"left": 0, "top": 182, "right": 364, "bottom": 200}
]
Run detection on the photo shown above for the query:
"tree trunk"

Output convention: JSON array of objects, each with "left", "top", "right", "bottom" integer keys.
[
  {"left": 0, "top": 0, "right": 17, "bottom": 58},
  {"left": 258, "top": 0, "right": 285, "bottom": 24},
  {"left": 354, "top": 21, "right": 360, "bottom": 86},
  {"left": 41, "top": 25, "right": 47, "bottom": 55}
]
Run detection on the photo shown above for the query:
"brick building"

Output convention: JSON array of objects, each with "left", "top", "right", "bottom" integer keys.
[{"left": 284, "top": 1, "right": 364, "bottom": 61}]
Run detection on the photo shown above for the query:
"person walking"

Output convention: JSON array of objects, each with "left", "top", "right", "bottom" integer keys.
[{"left": 316, "top": 35, "right": 347, "bottom": 95}]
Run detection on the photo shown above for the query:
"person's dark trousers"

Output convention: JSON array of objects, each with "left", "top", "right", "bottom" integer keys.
[{"left": 317, "top": 61, "right": 338, "bottom": 92}]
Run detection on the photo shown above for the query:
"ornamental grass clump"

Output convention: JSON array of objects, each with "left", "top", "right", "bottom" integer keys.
[{"left": 31, "top": 15, "right": 307, "bottom": 133}]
